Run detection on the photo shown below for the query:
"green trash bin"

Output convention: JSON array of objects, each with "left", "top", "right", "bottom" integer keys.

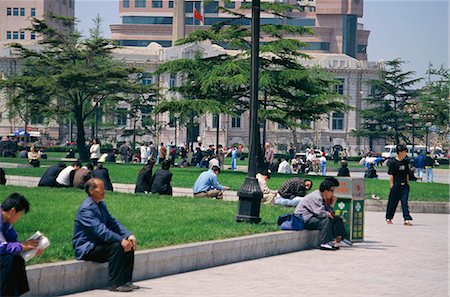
[{"left": 333, "top": 177, "right": 366, "bottom": 242}]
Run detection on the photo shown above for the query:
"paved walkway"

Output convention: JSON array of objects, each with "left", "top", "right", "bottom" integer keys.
[{"left": 67, "top": 211, "right": 449, "bottom": 297}]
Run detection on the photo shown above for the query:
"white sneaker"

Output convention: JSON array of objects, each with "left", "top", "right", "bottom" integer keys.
[
  {"left": 320, "top": 243, "right": 334, "bottom": 250},
  {"left": 339, "top": 239, "right": 353, "bottom": 247}
]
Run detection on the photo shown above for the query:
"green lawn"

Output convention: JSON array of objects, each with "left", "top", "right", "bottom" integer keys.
[
  {"left": 1, "top": 157, "right": 449, "bottom": 201},
  {"left": 2, "top": 185, "right": 288, "bottom": 265}
]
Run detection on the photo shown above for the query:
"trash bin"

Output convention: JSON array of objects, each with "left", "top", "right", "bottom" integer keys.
[{"left": 333, "top": 177, "right": 366, "bottom": 242}]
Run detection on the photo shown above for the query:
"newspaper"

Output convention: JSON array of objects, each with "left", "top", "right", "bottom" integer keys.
[{"left": 20, "top": 231, "right": 50, "bottom": 262}]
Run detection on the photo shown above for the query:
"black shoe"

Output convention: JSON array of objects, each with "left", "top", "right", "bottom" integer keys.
[{"left": 110, "top": 284, "right": 133, "bottom": 292}]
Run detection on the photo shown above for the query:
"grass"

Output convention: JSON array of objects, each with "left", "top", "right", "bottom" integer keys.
[
  {"left": 1, "top": 158, "right": 449, "bottom": 201},
  {"left": 2, "top": 185, "right": 289, "bottom": 265}
]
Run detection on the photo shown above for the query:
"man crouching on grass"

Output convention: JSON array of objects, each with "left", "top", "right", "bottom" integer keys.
[{"left": 73, "top": 178, "right": 138, "bottom": 292}]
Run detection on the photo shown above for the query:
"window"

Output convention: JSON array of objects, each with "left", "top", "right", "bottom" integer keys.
[
  {"left": 6, "top": 31, "right": 12, "bottom": 39},
  {"left": 123, "top": 16, "right": 173, "bottom": 24},
  {"left": 357, "top": 44, "right": 367, "bottom": 54},
  {"left": 30, "top": 32, "right": 36, "bottom": 40},
  {"left": 20, "top": 7, "right": 25, "bottom": 16},
  {"left": 123, "top": 0, "right": 130, "bottom": 7},
  {"left": 13, "top": 7, "right": 19, "bottom": 16},
  {"left": 231, "top": 116, "right": 241, "bottom": 128},
  {"left": 140, "top": 73, "right": 152, "bottom": 85},
  {"left": 13, "top": 31, "right": 19, "bottom": 40},
  {"left": 169, "top": 74, "right": 176, "bottom": 88},
  {"left": 168, "top": 1, "right": 174, "bottom": 8},
  {"left": 278, "top": 123, "right": 287, "bottom": 129},
  {"left": 7, "top": 7, "right": 11, "bottom": 16},
  {"left": 224, "top": 1, "right": 235, "bottom": 9},
  {"left": 31, "top": 8, "right": 36, "bottom": 16},
  {"left": 116, "top": 108, "right": 128, "bottom": 126},
  {"left": 31, "top": 114, "right": 44, "bottom": 125},
  {"left": 69, "top": 0, "right": 74, "bottom": 8},
  {"left": 204, "top": 1, "right": 219, "bottom": 13},
  {"left": 212, "top": 114, "right": 219, "bottom": 129},
  {"left": 20, "top": 31, "right": 25, "bottom": 39},
  {"left": 334, "top": 79, "right": 344, "bottom": 95},
  {"left": 135, "top": 0, "right": 146, "bottom": 8},
  {"left": 151, "top": 0, "right": 162, "bottom": 8},
  {"left": 168, "top": 113, "right": 176, "bottom": 127},
  {"left": 332, "top": 112, "right": 344, "bottom": 130}
]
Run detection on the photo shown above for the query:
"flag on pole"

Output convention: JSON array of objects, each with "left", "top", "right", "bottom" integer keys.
[{"left": 193, "top": 7, "right": 203, "bottom": 22}]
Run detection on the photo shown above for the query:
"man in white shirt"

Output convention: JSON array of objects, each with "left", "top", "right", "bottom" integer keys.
[
  {"left": 56, "top": 161, "right": 81, "bottom": 187},
  {"left": 277, "top": 159, "right": 293, "bottom": 174},
  {"left": 139, "top": 143, "right": 148, "bottom": 164}
]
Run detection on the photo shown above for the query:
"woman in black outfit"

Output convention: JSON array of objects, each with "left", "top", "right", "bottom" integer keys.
[
  {"left": 135, "top": 159, "right": 156, "bottom": 193},
  {"left": 151, "top": 160, "right": 173, "bottom": 196}
]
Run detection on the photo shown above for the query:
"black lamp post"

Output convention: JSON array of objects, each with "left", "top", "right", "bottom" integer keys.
[{"left": 236, "top": 0, "right": 262, "bottom": 223}]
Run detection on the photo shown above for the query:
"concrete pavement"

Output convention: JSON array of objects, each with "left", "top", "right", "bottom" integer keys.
[{"left": 67, "top": 211, "right": 449, "bottom": 297}]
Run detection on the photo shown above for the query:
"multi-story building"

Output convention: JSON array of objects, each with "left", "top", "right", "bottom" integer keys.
[
  {"left": 111, "top": 0, "right": 369, "bottom": 60},
  {"left": 0, "top": 0, "right": 75, "bottom": 47}
]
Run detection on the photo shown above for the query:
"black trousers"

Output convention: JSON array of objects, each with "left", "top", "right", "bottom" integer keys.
[
  {"left": 332, "top": 216, "right": 348, "bottom": 240},
  {"left": 83, "top": 242, "right": 135, "bottom": 287},
  {"left": 386, "top": 184, "right": 413, "bottom": 220},
  {"left": 1, "top": 254, "right": 30, "bottom": 296},
  {"left": 304, "top": 217, "right": 334, "bottom": 244}
]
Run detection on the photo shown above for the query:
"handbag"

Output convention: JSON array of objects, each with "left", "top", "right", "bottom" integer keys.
[{"left": 277, "top": 213, "right": 305, "bottom": 231}]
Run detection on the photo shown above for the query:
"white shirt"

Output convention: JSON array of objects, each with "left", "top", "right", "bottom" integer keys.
[
  {"left": 56, "top": 166, "right": 74, "bottom": 186},
  {"left": 90, "top": 144, "right": 100, "bottom": 159},
  {"left": 278, "top": 160, "right": 293, "bottom": 174},
  {"left": 140, "top": 145, "right": 148, "bottom": 161},
  {"left": 208, "top": 158, "right": 220, "bottom": 169}
]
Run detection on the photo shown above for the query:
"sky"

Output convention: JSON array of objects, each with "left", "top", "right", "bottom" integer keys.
[{"left": 74, "top": 0, "right": 449, "bottom": 85}]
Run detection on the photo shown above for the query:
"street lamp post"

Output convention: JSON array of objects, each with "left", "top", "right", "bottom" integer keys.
[
  {"left": 425, "top": 122, "right": 432, "bottom": 150},
  {"left": 236, "top": 0, "right": 262, "bottom": 223},
  {"left": 411, "top": 113, "right": 420, "bottom": 159}
]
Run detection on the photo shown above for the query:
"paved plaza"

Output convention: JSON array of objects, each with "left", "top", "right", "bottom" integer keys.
[{"left": 68, "top": 211, "right": 449, "bottom": 297}]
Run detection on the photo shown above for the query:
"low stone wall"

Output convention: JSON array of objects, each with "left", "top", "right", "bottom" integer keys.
[{"left": 24, "top": 230, "right": 320, "bottom": 297}]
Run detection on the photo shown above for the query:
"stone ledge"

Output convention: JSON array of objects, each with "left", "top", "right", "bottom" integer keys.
[{"left": 24, "top": 230, "right": 320, "bottom": 296}]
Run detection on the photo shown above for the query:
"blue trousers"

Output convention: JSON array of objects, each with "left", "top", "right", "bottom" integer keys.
[{"left": 386, "top": 184, "right": 413, "bottom": 220}]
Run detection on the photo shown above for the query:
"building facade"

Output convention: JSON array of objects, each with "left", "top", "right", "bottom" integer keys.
[
  {"left": 111, "top": 0, "right": 369, "bottom": 60},
  {"left": 0, "top": 0, "right": 75, "bottom": 47}
]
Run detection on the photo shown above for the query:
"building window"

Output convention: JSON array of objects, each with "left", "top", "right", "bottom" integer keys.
[
  {"left": 13, "top": 31, "right": 19, "bottom": 40},
  {"left": 31, "top": 8, "right": 36, "bottom": 16},
  {"left": 7, "top": 8, "right": 11, "bottom": 16},
  {"left": 231, "top": 116, "right": 241, "bottom": 128},
  {"left": 169, "top": 74, "right": 176, "bottom": 88},
  {"left": 20, "top": 31, "right": 25, "bottom": 39},
  {"left": 204, "top": 1, "right": 219, "bottom": 13},
  {"left": 278, "top": 123, "right": 287, "bottom": 129},
  {"left": 212, "top": 114, "right": 219, "bottom": 129},
  {"left": 123, "top": 0, "right": 130, "bottom": 8},
  {"left": 334, "top": 79, "right": 344, "bottom": 95},
  {"left": 151, "top": 0, "right": 162, "bottom": 8},
  {"left": 168, "top": 113, "right": 176, "bottom": 127},
  {"left": 69, "top": 0, "right": 74, "bottom": 8},
  {"left": 13, "top": 7, "right": 19, "bottom": 16},
  {"left": 168, "top": 1, "right": 174, "bottom": 8},
  {"left": 6, "top": 31, "right": 12, "bottom": 39},
  {"left": 332, "top": 112, "right": 344, "bottom": 130},
  {"left": 31, "top": 114, "right": 44, "bottom": 125},
  {"left": 116, "top": 108, "right": 128, "bottom": 126},
  {"left": 140, "top": 73, "right": 152, "bottom": 85},
  {"left": 357, "top": 44, "right": 367, "bottom": 54},
  {"left": 30, "top": 32, "right": 36, "bottom": 40},
  {"left": 224, "top": 1, "right": 235, "bottom": 9},
  {"left": 20, "top": 7, "right": 25, "bottom": 16},
  {"left": 135, "top": 0, "right": 146, "bottom": 8}
]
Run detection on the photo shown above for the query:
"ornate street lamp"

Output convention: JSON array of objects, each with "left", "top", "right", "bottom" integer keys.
[{"left": 236, "top": 0, "right": 262, "bottom": 223}]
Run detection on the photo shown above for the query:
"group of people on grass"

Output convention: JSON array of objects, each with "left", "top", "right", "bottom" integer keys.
[{"left": 0, "top": 143, "right": 416, "bottom": 295}]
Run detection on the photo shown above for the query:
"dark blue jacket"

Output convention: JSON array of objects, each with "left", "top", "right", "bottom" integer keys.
[{"left": 72, "top": 196, "right": 131, "bottom": 260}]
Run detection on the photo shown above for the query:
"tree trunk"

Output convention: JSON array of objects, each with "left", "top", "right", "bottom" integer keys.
[
  {"left": 75, "top": 110, "right": 88, "bottom": 162},
  {"left": 291, "top": 127, "right": 298, "bottom": 151}
]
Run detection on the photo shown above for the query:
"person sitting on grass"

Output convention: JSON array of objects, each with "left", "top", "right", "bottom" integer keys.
[
  {"left": 135, "top": 159, "right": 156, "bottom": 194},
  {"left": 1, "top": 193, "right": 43, "bottom": 296},
  {"left": 73, "top": 163, "right": 94, "bottom": 189},
  {"left": 150, "top": 160, "right": 173, "bottom": 196},
  {"left": 275, "top": 178, "right": 312, "bottom": 207},
  {"left": 56, "top": 161, "right": 82, "bottom": 187},
  {"left": 337, "top": 161, "right": 350, "bottom": 177},
  {"left": 256, "top": 170, "right": 277, "bottom": 204},
  {"left": 193, "top": 165, "right": 230, "bottom": 199},
  {"left": 92, "top": 163, "right": 113, "bottom": 191},
  {"left": 38, "top": 162, "right": 66, "bottom": 187},
  {"left": 294, "top": 177, "right": 350, "bottom": 250},
  {"left": 73, "top": 178, "right": 138, "bottom": 293},
  {"left": 27, "top": 146, "right": 40, "bottom": 168}
]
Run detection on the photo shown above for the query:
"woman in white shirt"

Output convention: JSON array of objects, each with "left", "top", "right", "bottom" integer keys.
[{"left": 90, "top": 138, "right": 101, "bottom": 166}]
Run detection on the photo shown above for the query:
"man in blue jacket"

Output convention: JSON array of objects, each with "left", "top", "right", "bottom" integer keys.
[
  {"left": 192, "top": 166, "right": 229, "bottom": 199},
  {"left": 73, "top": 178, "right": 138, "bottom": 292}
]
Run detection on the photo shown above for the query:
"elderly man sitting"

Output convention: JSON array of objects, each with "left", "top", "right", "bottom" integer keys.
[{"left": 193, "top": 166, "right": 230, "bottom": 199}]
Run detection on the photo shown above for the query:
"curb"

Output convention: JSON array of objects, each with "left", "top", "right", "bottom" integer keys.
[
  {"left": 24, "top": 230, "right": 320, "bottom": 296},
  {"left": 6, "top": 175, "right": 449, "bottom": 214}
]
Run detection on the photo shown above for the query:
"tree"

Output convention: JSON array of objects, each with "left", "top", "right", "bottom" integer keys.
[
  {"left": 156, "top": 2, "right": 348, "bottom": 162},
  {"left": 2, "top": 15, "right": 151, "bottom": 161},
  {"left": 418, "top": 66, "right": 450, "bottom": 148},
  {"left": 354, "top": 59, "right": 422, "bottom": 146}
]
